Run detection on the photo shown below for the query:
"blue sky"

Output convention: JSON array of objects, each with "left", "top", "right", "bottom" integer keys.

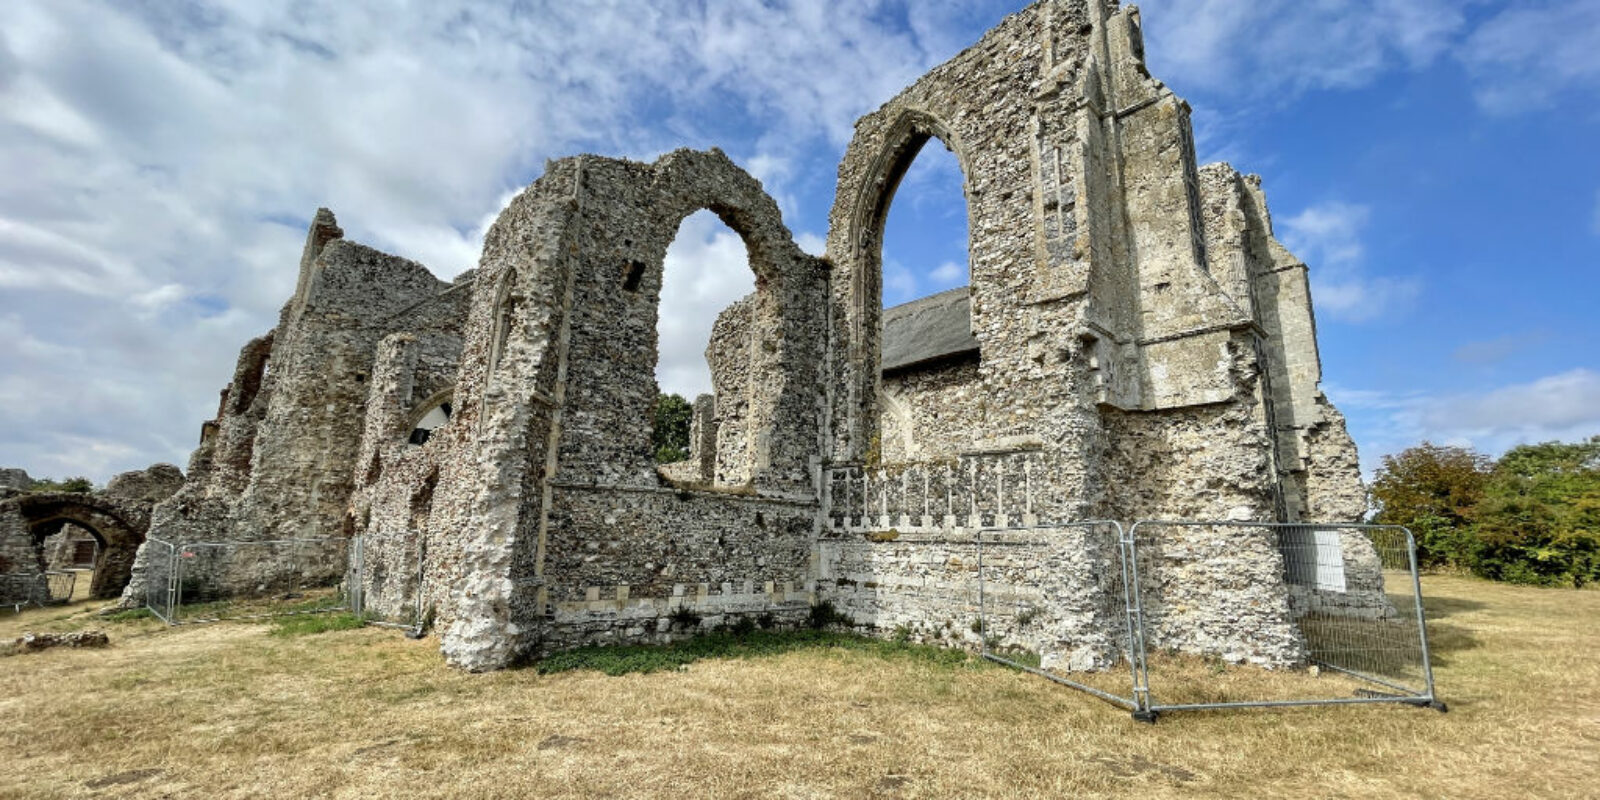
[{"left": 1, "top": 0, "right": 1597, "bottom": 483}]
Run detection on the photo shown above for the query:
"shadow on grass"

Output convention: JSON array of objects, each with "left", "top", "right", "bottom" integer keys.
[
  {"left": 1419, "top": 621, "right": 1480, "bottom": 667},
  {"left": 532, "top": 629, "right": 981, "bottom": 677},
  {"left": 1423, "top": 595, "right": 1488, "bottom": 619}
]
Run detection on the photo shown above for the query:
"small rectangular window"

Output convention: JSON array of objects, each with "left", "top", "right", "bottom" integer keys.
[{"left": 623, "top": 260, "right": 646, "bottom": 292}]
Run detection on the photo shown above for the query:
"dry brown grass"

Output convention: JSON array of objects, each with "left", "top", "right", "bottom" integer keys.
[{"left": 2, "top": 575, "right": 1597, "bottom": 799}]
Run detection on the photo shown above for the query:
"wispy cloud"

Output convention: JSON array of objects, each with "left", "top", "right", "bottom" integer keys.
[
  {"left": 883, "top": 258, "right": 920, "bottom": 306},
  {"left": 1459, "top": 0, "right": 1600, "bottom": 114},
  {"left": 929, "top": 261, "right": 966, "bottom": 285},
  {"left": 1280, "top": 202, "right": 1419, "bottom": 323},
  {"left": 0, "top": 0, "right": 1006, "bottom": 480},
  {"left": 1330, "top": 368, "right": 1600, "bottom": 474},
  {"left": 1138, "top": 0, "right": 1465, "bottom": 101},
  {"left": 1452, "top": 331, "right": 1549, "bottom": 366}
]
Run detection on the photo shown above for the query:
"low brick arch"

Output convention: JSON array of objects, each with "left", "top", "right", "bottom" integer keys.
[{"left": 0, "top": 493, "right": 150, "bottom": 599}]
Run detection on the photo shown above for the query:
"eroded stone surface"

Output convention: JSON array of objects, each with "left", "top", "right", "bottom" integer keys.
[
  {"left": 1, "top": 630, "right": 110, "bottom": 657},
  {"left": 0, "top": 469, "right": 32, "bottom": 497},
  {"left": 119, "top": 0, "right": 1373, "bottom": 672}
]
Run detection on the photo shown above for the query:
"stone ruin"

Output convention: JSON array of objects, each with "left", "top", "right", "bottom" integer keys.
[
  {"left": 115, "top": 0, "right": 1381, "bottom": 672},
  {"left": 0, "top": 464, "right": 183, "bottom": 601}
]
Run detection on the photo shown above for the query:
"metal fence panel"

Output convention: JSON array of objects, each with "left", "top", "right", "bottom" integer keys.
[
  {"left": 43, "top": 571, "right": 75, "bottom": 604},
  {"left": 138, "top": 538, "right": 351, "bottom": 624},
  {"left": 976, "top": 521, "right": 1146, "bottom": 712},
  {"left": 1126, "top": 521, "right": 1441, "bottom": 718},
  {"left": 347, "top": 531, "right": 426, "bottom": 632},
  {"left": 2, "top": 571, "right": 76, "bottom": 611},
  {"left": 143, "top": 538, "right": 178, "bottom": 623},
  {"left": 4, "top": 573, "right": 41, "bottom": 610}
]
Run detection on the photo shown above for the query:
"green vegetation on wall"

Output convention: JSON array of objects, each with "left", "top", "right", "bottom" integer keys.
[
  {"left": 652, "top": 392, "right": 692, "bottom": 464},
  {"left": 28, "top": 477, "right": 94, "bottom": 493}
]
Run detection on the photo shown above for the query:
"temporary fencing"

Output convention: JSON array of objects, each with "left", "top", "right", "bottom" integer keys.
[
  {"left": 346, "top": 531, "right": 427, "bottom": 633},
  {"left": 976, "top": 521, "right": 1148, "bottom": 713},
  {"left": 2, "top": 570, "right": 76, "bottom": 611},
  {"left": 979, "top": 520, "right": 1444, "bottom": 722},
  {"left": 142, "top": 537, "right": 350, "bottom": 624}
]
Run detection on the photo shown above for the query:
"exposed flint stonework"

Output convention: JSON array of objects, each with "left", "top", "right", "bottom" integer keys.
[{"left": 125, "top": 0, "right": 1375, "bottom": 673}]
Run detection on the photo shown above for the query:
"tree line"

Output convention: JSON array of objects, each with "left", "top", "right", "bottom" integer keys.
[{"left": 1372, "top": 436, "right": 1600, "bottom": 587}]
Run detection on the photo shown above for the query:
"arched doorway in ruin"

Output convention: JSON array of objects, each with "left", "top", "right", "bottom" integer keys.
[{"left": 0, "top": 493, "right": 149, "bottom": 599}]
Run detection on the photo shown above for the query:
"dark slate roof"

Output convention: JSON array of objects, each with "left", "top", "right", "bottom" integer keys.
[{"left": 881, "top": 286, "right": 978, "bottom": 372}]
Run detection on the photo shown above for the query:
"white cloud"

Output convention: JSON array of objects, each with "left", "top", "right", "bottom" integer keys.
[
  {"left": 1460, "top": 1, "right": 1600, "bottom": 114},
  {"left": 1281, "top": 202, "right": 1370, "bottom": 268},
  {"left": 1138, "top": 0, "right": 1465, "bottom": 100},
  {"left": 929, "top": 261, "right": 965, "bottom": 285},
  {"left": 883, "top": 259, "right": 919, "bottom": 306},
  {"left": 1280, "top": 202, "right": 1419, "bottom": 322},
  {"left": 131, "top": 283, "right": 188, "bottom": 316},
  {"left": 1424, "top": 369, "right": 1600, "bottom": 436},
  {"left": 656, "top": 211, "right": 756, "bottom": 400},
  {"left": 1134, "top": 0, "right": 1469, "bottom": 166},
  {"left": 0, "top": 0, "right": 1000, "bottom": 480},
  {"left": 1329, "top": 368, "right": 1600, "bottom": 475},
  {"left": 794, "top": 232, "right": 827, "bottom": 258}
]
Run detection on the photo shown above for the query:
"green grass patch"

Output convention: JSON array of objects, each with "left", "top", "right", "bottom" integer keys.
[
  {"left": 535, "top": 629, "right": 980, "bottom": 677},
  {"left": 103, "top": 608, "right": 154, "bottom": 623},
  {"left": 269, "top": 613, "right": 366, "bottom": 638}
]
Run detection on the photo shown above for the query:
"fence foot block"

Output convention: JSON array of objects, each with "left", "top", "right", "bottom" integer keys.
[{"left": 1131, "top": 709, "right": 1159, "bottom": 724}]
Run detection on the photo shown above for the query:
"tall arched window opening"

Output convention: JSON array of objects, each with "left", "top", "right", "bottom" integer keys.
[
  {"left": 880, "top": 141, "right": 970, "bottom": 308},
  {"left": 654, "top": 210, "right": 755, "bottom": 481},
  {"left": 487, "top": 272, "right": 520, "bottom": 382},
  {"left": 876, "top": 137, "right": 977, "bottom": 463}
]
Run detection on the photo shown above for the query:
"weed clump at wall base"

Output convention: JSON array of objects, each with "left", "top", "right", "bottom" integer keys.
[
  {"left": 535, "top": 629, "right": 977, "bottom": 677},
  {"left": 807, "top": 600, "right": 850, "bottom": 630},
  {"left": 668, "top": 606, "right": 701, "bottom": 629},
  {"left": 269, "top": 613, "right": 366, "bottom": 637},
  {"left": 103, "top": 608, "right": 154, "bottom": 623}
]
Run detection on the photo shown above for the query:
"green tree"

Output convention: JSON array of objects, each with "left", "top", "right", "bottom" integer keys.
[
  {"left": 1471, "top": 437, "right": 1600, "bottom": 587},
  {"left": 652, "top": 393, "right": 692, "bottom": 464},
  {"left": 29, "top": 476, "right": 94, "bottom": 493},
  {"left": 1371, "top": 442, "right": 1491, "bottom": 569}
]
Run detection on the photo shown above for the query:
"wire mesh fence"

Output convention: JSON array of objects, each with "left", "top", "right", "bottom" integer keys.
[
  {"left": 2, "top": 571, "right": 76, "bottom": 611},
  {"left": 144, "top": 538, "right": 177, "bottom": 623},
  {"left": 1124, "top": 522, "right": 1438, "bottom": 717},
  {"left": 142, "top": 537, "right": 351, "bottom": 624},
  {"left": 347, "top": 531, "right": 427, "bottom": 632},
  {"left": 976, "top": 521, "right": 1150, "bottom": 713},
  {"left": 974, "top": 521, "right": 1442, "bottom": 721},
  {"left": 43, "top": 571, "right": 75, "bottom": 604}
]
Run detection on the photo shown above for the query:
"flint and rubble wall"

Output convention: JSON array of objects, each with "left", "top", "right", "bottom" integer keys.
[
  {"left": 879, "top": 357, "right": 985, "bottom": 464},
  {"left": 239, "top": 240, "right": 448, "bottom": 543},
  {"left": 537, "top": 485, "right": 817, "bottom": 652}
]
